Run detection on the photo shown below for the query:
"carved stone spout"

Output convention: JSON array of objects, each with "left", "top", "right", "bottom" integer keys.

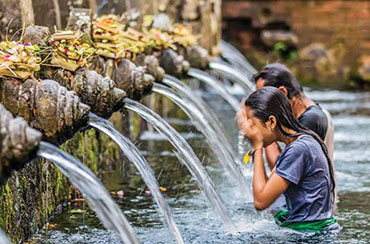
[
  {"left": 158, "top": 49, "right": 190, "bottom": 77},
  {"left": 0, "top": 77, "right": 90, "bottom": 142},
  {"left": 113, "top": 59, "right": 155, "bottom": 100},
  {"left": 41, "top": 67, "right": 126, "bottom": 118},
  {"left": 0, "top": 103, "right": 42, "bottom": 185},
  {"left": 180, "top": 45, "right": 211, "bottom": 70},
  {"left": 135, "top": 54, "right": 165, "bottom": 81}
]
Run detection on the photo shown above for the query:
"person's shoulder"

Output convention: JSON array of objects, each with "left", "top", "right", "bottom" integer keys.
[
  {"left": 298, "top": 135, "right": 319, "bottom": 147},
  {"left": 293, "top": 136, "right": 316, "bottom": 150},
  {"left": 300, "top": 106, "right": 326, "bottom": 121},
  {"left": 280, "top": 136, "right": 311, "bottom": 158},
  {"left": 299, "top": 106, "right": 328, "bottom": 132}
]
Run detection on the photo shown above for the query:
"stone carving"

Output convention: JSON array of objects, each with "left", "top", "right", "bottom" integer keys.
[
  {"left": 177, "top": 45, "right": 211, "bottom": 69},
  {"left": 113, "top": 59, "right": 155, "bottom": 100},
  {"left": 42, "top": 68, "right": 126, "bottom": 118},
  {"left": 158, "top": 49, "right": 190, "bottom": 76},
  {"left": 0, "top": 103, "right": 41, "bottom": 185},
  {"left": 135, "top": 54, "right": 165, "bottom": 81},
  {"left": 0, "top": 77, "right": 90, "bottom": 142}
]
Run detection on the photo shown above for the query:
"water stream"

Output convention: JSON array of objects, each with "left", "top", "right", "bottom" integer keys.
[
  {"left": 124, "top": 98, "right": 237, "bottom": 233},
  {"left": 187, "top": 68, "right": 240, "bottom": 112},
  {"left": 162, "top": 74, "right": 234, "bottom": 156},
  {"left": 152, "top": 83, "right": 251, "bottom": 201},
  {"left": 88, "top": 113, "right": 184, "bottom": 244},
  {"left": 209, "top": 61, "right": 255, "bottom": 93},
  {"left": 220, "top": 40, "right": 257, "bottom": 76},
  {"left": 0, "top": 228, "right": 11, "bottom": 244},
  {"left": 37, "top": 141, "right": 140, "bottom": 244}
]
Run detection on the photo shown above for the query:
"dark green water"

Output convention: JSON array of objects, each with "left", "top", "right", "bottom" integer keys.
[{"left": 31, "top": 88, "right": 370, "bottom": 243}]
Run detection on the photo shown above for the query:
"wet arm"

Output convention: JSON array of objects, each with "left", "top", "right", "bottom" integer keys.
[{"left": 253, "top": 148, "right": 289, "bottom": 211}]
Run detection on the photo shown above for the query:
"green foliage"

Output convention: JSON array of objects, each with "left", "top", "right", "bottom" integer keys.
[
  {"left": 273, "top": 42, "right": 288, "bottom": 53},
  {"left": 273, "top": 42, "right": 298, "bottom": 62}
]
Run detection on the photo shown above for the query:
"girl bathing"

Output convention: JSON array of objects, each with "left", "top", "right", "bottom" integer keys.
[{"left": 237, "top": 87, "right": 339, "bottom": 233}]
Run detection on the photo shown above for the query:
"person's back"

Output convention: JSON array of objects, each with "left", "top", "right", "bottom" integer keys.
[
  {"left": 276, "top": 136, "right": 333, "bottom": 222},
  {"left": 298, "top": 105, "right": 334, "bottom": 162}
]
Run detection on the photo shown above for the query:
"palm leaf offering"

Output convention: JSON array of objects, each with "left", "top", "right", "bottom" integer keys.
[
  {"left": 92, "top": 14, "right": 197, "bottom": 61},
  {"left": 0, "top": 41, "right": 42, "bottom": 79},
  {"left": 168, "top": 23, "right": 197, "bottom": 47},
  {"left": 93, "top": 15, "right": 132, "bottom": 59},
  {"left": 49, "top": 31, "right": 96, "bottom": 72},
  {"left": 143, "top": 28, "right": 177, "bottom": 50},
  {"left": 143, "top": 14, "right": 197, "bottom": 49}
]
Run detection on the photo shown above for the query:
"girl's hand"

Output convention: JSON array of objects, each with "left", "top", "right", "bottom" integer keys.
[{"left": 237, "top": 108, "right": 264, "bottom": 150}]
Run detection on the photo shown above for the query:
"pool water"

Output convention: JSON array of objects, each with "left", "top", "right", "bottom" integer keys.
[{"left": 31, "top": 88, "right": 370, "bottom": 244}]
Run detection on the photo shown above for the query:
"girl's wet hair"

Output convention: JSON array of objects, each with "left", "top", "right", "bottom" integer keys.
[
  {"left": 245, "top": 86, "right": 336, "bottom": 197},
  {"left": 252, "top": 63, "right": 302, "bottom": 99}
]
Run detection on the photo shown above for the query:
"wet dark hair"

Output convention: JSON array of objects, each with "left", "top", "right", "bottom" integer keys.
[
  {"left": 245, "top": 87, "right": 335, "bottom": 197},
  {"left": 252, "top": 63, "right": 302, "bottom": 99}
]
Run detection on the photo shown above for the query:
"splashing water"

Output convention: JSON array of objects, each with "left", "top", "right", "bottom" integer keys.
[
  {"left": 238, "top": 131, "right": 249, "bottom": 157},
  {"left": 209, "top": 61, "right": 255, "bottom": 93},
  {"left": 162, "top": 75, "right": 234, "bottom": 156},
  {"left": 124, "top": 98, "right": 238, "bottom": 233},
  {"left": 152, "top": 83, "right": 252, "bottom": 202},
  {"left": 0, "top": 228, "right": 11, "bottom": 244},
  {"left": 187, "top": 68, "right": 240, "bottom": 112},
  {"left": 88, "top": 113, "right": 184, "bottom": 244},
  {"left": 37, "top": 141, "right": 140, "bottom": 244},
  {"left": 220, "top": 40, "right": 257, "bottom": 76}
]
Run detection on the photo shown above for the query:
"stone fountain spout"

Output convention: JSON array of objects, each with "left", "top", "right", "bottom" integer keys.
[
  {"left": 0, "top": 77, "right": 90, "bottom": 143},
  {"left": 183, "top": 45, "right": 211, "bottom": 70},
  {"left": 112, "top": 59, "right": 155, "bottom": 100},
  {"left": 135, "top": 54, "right": 165, "bottom": 81},
  {"left": 0, "top": 103, "right": 42, "bottom": 185},
  {"left": 158, "top": 49, "right": 190, "bottom": 77},
  {"left": 42, "top": 67, "right": 127, "bottom": 118}
]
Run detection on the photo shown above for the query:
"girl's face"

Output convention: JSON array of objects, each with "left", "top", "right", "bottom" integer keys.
[{"left": 237, "top": 105, "right": 278, "bottom": 147}]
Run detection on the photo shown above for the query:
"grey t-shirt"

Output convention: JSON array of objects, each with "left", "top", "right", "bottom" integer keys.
[
  {"left": 299, "top": 105, "right": 328, "bottom": 141},
  {"left": 298, "top": 105, "right": 334, "bottom": 163},
  {"left": 275, "top": 136, "right": 334, "bottom": 223}
]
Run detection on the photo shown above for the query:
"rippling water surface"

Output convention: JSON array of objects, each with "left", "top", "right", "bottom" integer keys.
[{"left": 32, "top": 87, "right": 370, "bottom": 244}]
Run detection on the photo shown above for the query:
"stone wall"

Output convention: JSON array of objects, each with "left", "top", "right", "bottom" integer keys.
[{"left": 222, "top": 0, "right": 370, "bottom": 88}]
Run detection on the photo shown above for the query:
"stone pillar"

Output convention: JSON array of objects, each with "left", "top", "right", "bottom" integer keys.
[{"left": 0, "top": 0, "right": 34, "bottom": 41}]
